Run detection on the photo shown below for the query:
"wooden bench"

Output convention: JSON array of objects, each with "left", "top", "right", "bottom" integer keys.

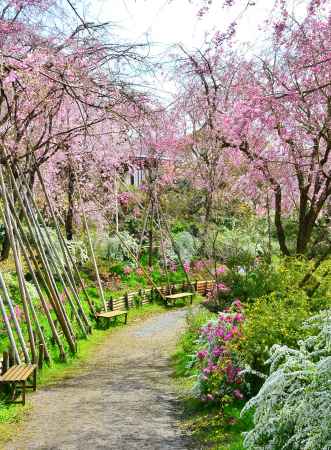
[
  {"left": 0, "top": 364, "right": 37, "bottom": 405},
  {"left": 165, "top": 292, "right": 194, "bottom": 306},
  {"left": 95, "top": 310, "right": 128, "bottom": 327}
]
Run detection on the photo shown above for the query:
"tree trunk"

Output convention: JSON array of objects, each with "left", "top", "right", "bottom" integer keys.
[
  {"left": 65, "top": 166, "right": 75, "bottom": 241},
  {"left": 148, "top": 202, "right": 154, "bottom": 268},
  {"left": 274, "top": 185, "right": 290, "bottom": 256},
  {"left": 200, "top": 190, "right": 213, "bottom": 255}
]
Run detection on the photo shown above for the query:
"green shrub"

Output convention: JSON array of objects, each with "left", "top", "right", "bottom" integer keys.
[
  {"left": 241, "top": 257, "right": 330, "bottom": 375},
  {"left": 242, "top": 290, "right": 312, "bottom": 374}
]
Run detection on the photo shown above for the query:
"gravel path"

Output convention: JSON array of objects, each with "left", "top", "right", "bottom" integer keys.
[{"left": 5, "top": 309, "right": 193, "bottom": 450}]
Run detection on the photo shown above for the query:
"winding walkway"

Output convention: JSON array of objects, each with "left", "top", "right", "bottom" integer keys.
[{"left": 5, "top": 309, "right": 192, "bottom": 450}]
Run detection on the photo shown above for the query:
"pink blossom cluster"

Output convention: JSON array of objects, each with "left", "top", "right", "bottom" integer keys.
[
  {"left": 168, "top": 261, "right": 177, "bottom": 272},
  {"left": 183, "top": 261, "right": 191, "bottom": 273},
  {"left": 194, "top": 300, "right": 245, "bottom": 404},
  {"left": 123, "top": 266, "right": 132, "bottom": 275}
]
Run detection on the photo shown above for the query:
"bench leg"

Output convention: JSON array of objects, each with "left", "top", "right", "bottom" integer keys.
[
  {"left": 22, "top": 381, "right": 26, "bottom": 406},
  {"left": 124, "top": 313, "right": 128, "bottom": 324},
  {"left": 33, "top": 368, "right": 37, "bottom": 391}
]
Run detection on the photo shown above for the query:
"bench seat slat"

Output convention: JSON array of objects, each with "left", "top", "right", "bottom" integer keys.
[
  {"left": 96, "top": 310, "right": 127, "bottom": 319},
  {"left": 165, "top": 292, "right": 193, "bottom": 299},
  {"left": 0, "top": 364, "right": 37, "bottom": 382}
]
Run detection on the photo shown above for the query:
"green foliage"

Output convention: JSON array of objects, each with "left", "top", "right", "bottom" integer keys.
[
  {"left": 221, "top": 262, "right": 281, "bottom": 303},
  {"left": 243, "top": 311, "right": 331, "bottom": 450},
  {"left": 242, "top": 291, "right": 312, "bottom": 374},
  {"left": 241, "top": 257, "right": 330, "bottom": 375}
]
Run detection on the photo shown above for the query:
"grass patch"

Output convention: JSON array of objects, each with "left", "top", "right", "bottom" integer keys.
[{"left": 180, "top": 400, "right": 252, "bottom": 450}]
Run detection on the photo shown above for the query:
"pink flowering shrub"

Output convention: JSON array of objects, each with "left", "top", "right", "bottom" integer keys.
[
  {"left": 123, "top": 266, "right": 132, "bottom": 275},
  {"left": 183, "top": 261, "right": 190, "bottom": 273},
  {"left": 204, "top": 281, "right": 232, "bottom": 312},
  {"left": 192, "top": 300, "right": 247, "bottom": 406},
  {"left": 168, "top": 260, "right": 177, "bottom": 272}
]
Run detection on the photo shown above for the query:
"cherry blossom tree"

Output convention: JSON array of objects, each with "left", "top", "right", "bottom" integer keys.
[{"left": 173, "top": 0, "right": 330, "bottom": 255}]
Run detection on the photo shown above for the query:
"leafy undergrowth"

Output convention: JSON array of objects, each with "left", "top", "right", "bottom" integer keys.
[
  {"left": 172, "top": 308, "right": 253, "bottom": 449},
  {"left": 182, "top": 399, "right": 252, "bottom": 450},
  {"left": 0, "top": 401, "right": 31, "bottom": 446}
]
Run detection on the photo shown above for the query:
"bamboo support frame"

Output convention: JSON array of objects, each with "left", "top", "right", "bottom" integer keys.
[
  {"left": 0, "top": 293, "right": 21, "bottom": 364},
  {"left": 3, "top": 161, "right": 77, "bottom": 353},
  {"left": 0, "top": 166, "right": 37, "bottom": 363},
  {"left": 8, "top": 212, "right": 66, "bottom": 360},
  {"left": 0, "top": 271, "right": 30, "bottom": 363},
  {"left": 35, "top": 164, "right": 95, "bottom": 316},
  {"left": 21, "top": 177, "right": 91, "bottom": 332},
  {"left": 75, "top": 177, "right": 107, "bottom": 312}
]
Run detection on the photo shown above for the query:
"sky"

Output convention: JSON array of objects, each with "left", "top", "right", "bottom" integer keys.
[
  {"left": 84, "top": 0, "right": 308, "bottom": 101},
  {"left": 91, "top": 0, "right": 276, "bottom": 51}
]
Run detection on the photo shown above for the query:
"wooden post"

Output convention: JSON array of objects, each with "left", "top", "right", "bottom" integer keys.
[
  {"left": 2, "top": 351, "right": 9, "bottom": 375},
  {"left": 38, "top": 343, "right": 44, "bottom": 369},
  {"left": 109, "top": 297, "right": 114, "bottom": 311},
  {"left": 8, "top": 347, "right": 15, "bottom": 367}
]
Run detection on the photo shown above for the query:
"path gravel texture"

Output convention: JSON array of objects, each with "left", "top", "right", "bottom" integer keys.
[{"left": 5, "top": 309, "right": 193, "bottom": 450}]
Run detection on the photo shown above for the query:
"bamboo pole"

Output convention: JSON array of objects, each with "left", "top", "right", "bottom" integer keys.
[
  {"left": 75, "top": 178, "right": 107, "bottom": 312},
  {"left": 3, "top": 188, "right": 69, "bottom": 338},
  {"left": 158, "top": 202, "right": 193, "bottom": 288},
  {"left": 0, "top": 293, "right": 21, "bottom": 364},
  {"left": 9, "top": 172, "right": 76, "bottom": 339},
  {"left": 0, "top": 166, "right": 37, "bottom": 363},
  {"left": 21, "top": 190, "right": 88, "bottom": 339},
  {"left": 21, "top": 174, "right": 91, "bottom": 330},
  {"left": 0, "top": 271, "right": 30, "bottom": 363},
  {"left": 1, "top": 193, "right": 50, "bottom": 362},
  {"left": 16, "top": 243, "right": 51, "bottom": 363}
]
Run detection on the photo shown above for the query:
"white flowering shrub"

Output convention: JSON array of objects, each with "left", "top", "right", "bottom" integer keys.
[
  {"left": 164, "top": 231, "right": 199, "bottom": 263},
  {"left": 242, "top": 310, "right": 331, "bottom": 450},
  {"left": 35, "top": 227, "right": 88, "bottom": 272},
  {"left": 66, "top": 239, "right": 89, "bottom": 266},
  {"left": 2, "top": 272, "right": 39, "bottom": 302},
  {"left": 95, "top": 231, "right": 138, "bottom": 262}
]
